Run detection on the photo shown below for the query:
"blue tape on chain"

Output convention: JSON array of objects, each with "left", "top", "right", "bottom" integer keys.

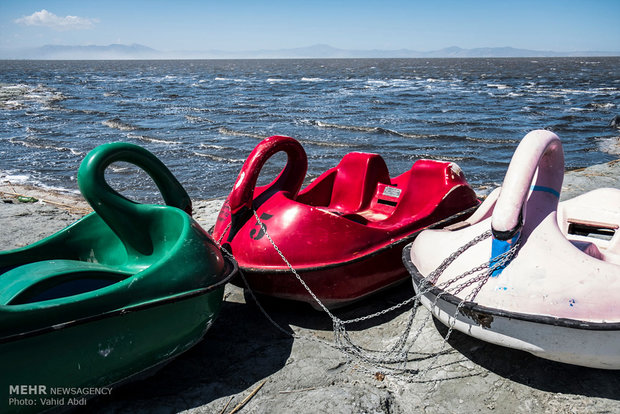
[{"left": 490, "top": 231, "right": 520, "bottom": 277}]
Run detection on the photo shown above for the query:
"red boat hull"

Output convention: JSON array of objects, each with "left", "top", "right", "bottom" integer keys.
[
  {"left": 230, "top": 206, "right": 475, "bottom": 309},
  {"left": 213, "top": 136, "right": 479, "bottom": 308}
]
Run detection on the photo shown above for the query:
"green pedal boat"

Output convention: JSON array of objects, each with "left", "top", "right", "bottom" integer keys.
[{"left": 0, "top": 143, "right": 237, "bottom": 413}]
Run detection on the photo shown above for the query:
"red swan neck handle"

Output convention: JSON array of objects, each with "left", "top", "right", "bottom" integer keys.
[{"left": 227, "top": 135, "right": 307, "bottom": 215}]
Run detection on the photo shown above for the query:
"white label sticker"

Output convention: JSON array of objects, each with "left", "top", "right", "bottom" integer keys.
[{"left": 382, "top": 186, "right": 401, "bottom": 198}]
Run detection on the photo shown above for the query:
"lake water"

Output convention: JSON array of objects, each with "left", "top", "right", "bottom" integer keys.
[{"left": 0, "top": 58, "right": 618, "bottom": 202}]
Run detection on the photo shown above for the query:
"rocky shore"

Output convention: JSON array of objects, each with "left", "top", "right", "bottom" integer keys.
[{"left": 1, "top": 160, "right": 619, "bottom": 413}]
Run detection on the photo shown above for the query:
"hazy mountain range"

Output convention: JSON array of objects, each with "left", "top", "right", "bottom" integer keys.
[{"left": 1, "top": 43, "right": 618, "bottom": 60}]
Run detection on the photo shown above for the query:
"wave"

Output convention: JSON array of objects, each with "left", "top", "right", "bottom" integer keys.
[
  {"left": 106, "top": 164, "right": 134, "bottom": 173},
  {"left": 304, "top": 120, "right": 518, "bottom": 145},
  {"left": 486, "top": 83, "right": 510, "bottom": 90},
  {"left": 102, "top": 117, "right": 142, "bottom": 131},
  {"left": 598, "top": 136, "right": 620, "bottom": 155},
  {"left": 361, "top": 77, "right": 459, "bottom": 91},
  {"left": 465, "top": 136, "right": 520, "bottom": 145},
  {"left": 0, "top": 170, "right": 80, "bottom": 196},
  {"left": 0, "top": 83, "right": 66, "bottom": 110},
  {"left": 9, "top": 137, "right": 84, "bottom": 156},
  {"left": 214, "top": 77, "right": 248, "bottom": 82},
  {"left": 199, "top": 143, "right": 232, "bottom": 151},
  {"left": 298, "top": 138, "right": 357, "bottom": 148},
  {"left": 191, "top": 151, "right": 245, "bottom": 163},
  {"left": 586, "top": 103, "right": 616, "bottom": 110},
  {"left": 419, "top": 154, "right": 480, "bottom": 163},
  {"left": 126, "top": 133, "right": 181, "bottom": 145},
  {"left": 306, "top": 120, "right": 438, "bottom": 139},
  {"left": 218, "top": 127, "right": 360, "bottom": 149},
  {"left": 267, "top": 78, "right": 294, "bottom": 83},
  {"left": 365, "top": 80, "right": 393, "bottom": 88},
  {"left": 189, "top": 107, "right": 215, "bottom": 113},
  {"left": 0, "top": 171, "right": 31, "bottom": 185},
  {"left": 560, "top": 87, "right": 616, "bottom": 96},
  {"left": 72, "top": 108, "right": 108, "bottom": 116},
  {"left": 219, "top": 126, "right": 359, "bottom": 148},
  {"left": 218, "top": 127, "right": 267, "bottom": 140},
  {"left": 185, "top": 115, "right": 214, "bottom": 123}
]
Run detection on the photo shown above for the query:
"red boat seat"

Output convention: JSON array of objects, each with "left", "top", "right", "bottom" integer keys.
[
  {"left": 381, "top": 160, "right": 466, "bottom": 226},
  {"left": 295, "top": 151, "right": 475, "bottom": 229},
  {"left": 328, "top": 152, "right": 391, "bottom": 213}
]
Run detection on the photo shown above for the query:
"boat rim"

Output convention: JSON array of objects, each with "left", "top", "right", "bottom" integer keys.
[
  {"left": 402, "top": 243, "right": 620, "bottom": 331},
  {"left": 219, "top": 205, "right": 480, "bottom": 274},
  {"left": 0, "top": 255, "right": 238, "bottom": 344}
]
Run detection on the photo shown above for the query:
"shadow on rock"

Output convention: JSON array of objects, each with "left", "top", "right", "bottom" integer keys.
[
  {"left": 89, "top": 299, "right": 294, "bottom": 413},
  {"left": 243, "top": 280, "right": 418, "bottom": 332},
  {"left": 434, "top": 317, "right": 620, "bottom": 400}
]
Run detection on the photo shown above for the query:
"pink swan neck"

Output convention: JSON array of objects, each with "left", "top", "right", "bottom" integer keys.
[{"left": 491, "top": 129, "right": 564, "bottom": 237}]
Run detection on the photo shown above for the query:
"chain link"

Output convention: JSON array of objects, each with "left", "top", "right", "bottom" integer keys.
[
  {"left": 214, "top": 207, "right": 521, "bottom": 381},
  {"left": 418, "top": 238, "right": 520, "bottom": 378},
  {"left": 215, "top": 222, "right": 231, "bottom": 246},
  {"left": 251, "top": 210, "right": 343, "bottom": 323}
]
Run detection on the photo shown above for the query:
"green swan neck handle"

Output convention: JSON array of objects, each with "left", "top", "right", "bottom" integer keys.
[{"left": 77, "top": 142, "right": 192, "bottom": 255}]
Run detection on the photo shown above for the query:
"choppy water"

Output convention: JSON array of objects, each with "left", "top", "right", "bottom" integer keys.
[{"left": 0, "top": 58, "right": 618, "bottom": 202}]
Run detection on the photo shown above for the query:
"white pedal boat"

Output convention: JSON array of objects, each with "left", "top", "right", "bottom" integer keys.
[{"left": 403, "top": 130, "right": 620, "bottom": 369}]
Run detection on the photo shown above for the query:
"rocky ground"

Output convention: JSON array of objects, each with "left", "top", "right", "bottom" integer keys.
[{"left": 1, "top": 160, "right": 619, "bottom": 413}]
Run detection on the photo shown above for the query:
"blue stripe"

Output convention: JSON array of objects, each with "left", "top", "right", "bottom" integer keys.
[{"left": 530, "top": 185, "right": 560, "bottom": 198}]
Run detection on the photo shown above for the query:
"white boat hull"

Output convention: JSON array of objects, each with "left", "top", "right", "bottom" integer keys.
[{"left": 405, "top": 244, "right": 620, "bottom": 370}]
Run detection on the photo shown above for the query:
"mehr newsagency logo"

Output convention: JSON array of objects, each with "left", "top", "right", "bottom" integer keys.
[{"left": 8, "top": 384, "right": 112, "bottom": 409}]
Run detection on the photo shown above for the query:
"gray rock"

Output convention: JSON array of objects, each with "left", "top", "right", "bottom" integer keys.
[{"left": 2, "top": 167, "right": 620, "bottom": 414}]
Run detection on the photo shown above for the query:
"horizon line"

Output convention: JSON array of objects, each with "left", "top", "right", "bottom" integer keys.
[{"left": 1, "top": 43, "right": 619, "bottom": 60}]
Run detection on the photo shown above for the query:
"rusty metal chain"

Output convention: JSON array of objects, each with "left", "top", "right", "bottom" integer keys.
[{"left": 215, "top": 207, "right": 521, "bottom": 381}]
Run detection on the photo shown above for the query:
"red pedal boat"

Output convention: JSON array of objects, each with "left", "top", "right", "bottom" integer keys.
[{"left": 213, "top": 136, "right": 479, "bottom": 308}]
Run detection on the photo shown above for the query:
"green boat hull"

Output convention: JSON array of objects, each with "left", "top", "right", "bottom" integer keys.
[
  {"left": 0, "top": 143, "right": 236, "bottom": 413},
  {"left": 1, "top": 284, "right": 226, "bottom": 413}
]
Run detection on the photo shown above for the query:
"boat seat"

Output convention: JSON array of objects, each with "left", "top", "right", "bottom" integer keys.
[
  {"left": 328, "top": 152, "right": 391, "bottom": 213},
  {"left": 381, "top": 160, "right": 460, "bottom": 226},
  {"left": 0, "top": 260, "right": 132, "bottom": 305}
]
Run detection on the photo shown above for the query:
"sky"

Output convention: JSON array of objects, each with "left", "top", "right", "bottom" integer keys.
[{"left": 1, "top": 0, "right": 619, "bottom": 53}]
